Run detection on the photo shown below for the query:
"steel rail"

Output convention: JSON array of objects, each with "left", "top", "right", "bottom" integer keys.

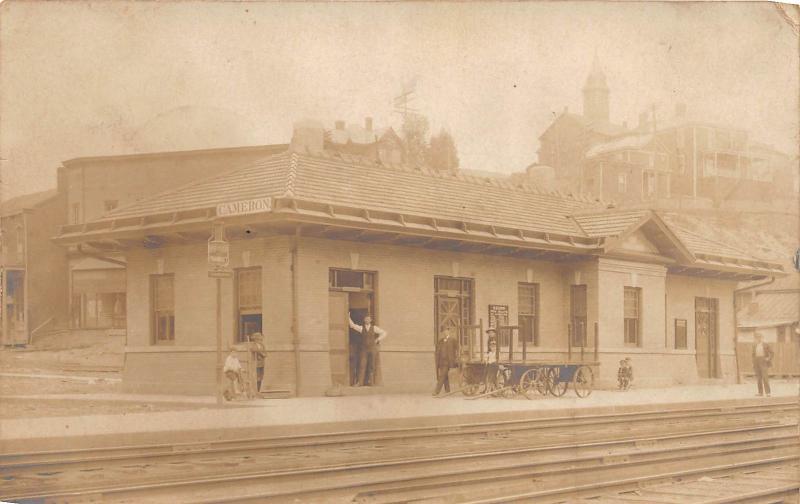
[
  {"left": 462, "top": 457, "right": 800, "bottom": 504},
  {"left": 1, "top": 404, "right": 793, "bottom": 486},
  {"left": 697, "top": 483, "right": 800, "bottom": 504},
  {"left": 2, "top": 399, "right": 795, "bottom": 470},
  {"left": 199, "top": 433, "right": 799, "bottom": 504},
  {"left": 7, "top": 420, "right": 795, "bottom": 503}
]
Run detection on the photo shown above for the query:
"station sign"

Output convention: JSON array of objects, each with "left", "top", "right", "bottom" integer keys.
[
  {"left": 208, "top": 240, "right": 230, "bottom": 269},
  {"left": 216, "top": 197, "right": 272, "bottom": 218}
]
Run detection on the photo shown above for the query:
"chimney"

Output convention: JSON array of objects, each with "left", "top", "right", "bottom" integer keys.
[
  {"left": 335, "top": 120, "right": 345, "bottom": 131},
  {"left": 364, "top": 117, "right": 373, "bottom": 131},
  {"left": 675, "top": 102, "right": 687, "bottom": 119},
  {"left": 290, "top": 119, "right": 325, "bottom": 155}
]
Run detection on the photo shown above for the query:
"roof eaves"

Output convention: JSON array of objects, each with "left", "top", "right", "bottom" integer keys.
[{"left": 62, "top": 143, "right": 289, "bottom": 167}]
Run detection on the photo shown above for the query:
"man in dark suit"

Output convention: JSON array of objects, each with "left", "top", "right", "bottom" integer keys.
[
  {"left": 433, "top": 327, "right": 459, "bottom": 396},
  {"left": 752, "top": 332, "right": 774, "bottom": 397}
]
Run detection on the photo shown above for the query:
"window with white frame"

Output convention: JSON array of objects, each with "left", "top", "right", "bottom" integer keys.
[
  {"left": 570, "top": 285, "right": 587, "bottom": 347},
  {"left": 151, "top": 274, "right": 175, "bottom": 343},
  {"left": 518, "top": 283, "right": 539, "bottom": 346},
  {"left": 624, "top": 287, "right": 641, "bottom": 346}
]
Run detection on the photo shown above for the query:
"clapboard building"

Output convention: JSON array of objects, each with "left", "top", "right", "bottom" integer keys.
[
  {"left": 0, "top": 190, "right": 68, "bottom": 345},
  {"left": 55, "top": 126, "right": 784, "bottom": 395}
]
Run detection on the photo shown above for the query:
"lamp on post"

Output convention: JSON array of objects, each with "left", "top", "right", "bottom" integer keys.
[{"left": 208, "top": 221, "right": 232, "bottom": 405}]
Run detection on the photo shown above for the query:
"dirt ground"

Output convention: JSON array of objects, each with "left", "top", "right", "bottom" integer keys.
[
  {"left": 0, "top": 397, "right": 210, "bottom": 418},
  {"left": 0, "top": 331, "right": 216, "bottom": 419}
]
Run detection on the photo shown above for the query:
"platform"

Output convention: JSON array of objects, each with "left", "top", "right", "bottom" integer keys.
[{"left": 1, "top": 381, "right": 797, "bottom": 453}]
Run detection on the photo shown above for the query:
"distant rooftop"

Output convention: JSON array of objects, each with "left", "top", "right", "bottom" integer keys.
[{"left": 1, "top": 189, "right": 59, "bottom": 218}]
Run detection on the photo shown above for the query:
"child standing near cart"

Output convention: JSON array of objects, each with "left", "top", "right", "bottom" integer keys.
[
  {"left": 617, "top": 357, "right": 633, "bottom": 390},
  {"left": 223, "top": 349, "right": 244, "bottom": 401}
]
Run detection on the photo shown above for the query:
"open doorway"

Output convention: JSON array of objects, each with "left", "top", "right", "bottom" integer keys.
[
  {"left": 2, "top": 270, "right": 26, "bottom": 346},
  {"left": 328, "top": 269, "right": 376, "bottom": 387}
]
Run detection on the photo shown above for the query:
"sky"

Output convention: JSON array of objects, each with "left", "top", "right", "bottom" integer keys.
[{"left": 1, "top": 2, "right": 798, "bottom": 199}]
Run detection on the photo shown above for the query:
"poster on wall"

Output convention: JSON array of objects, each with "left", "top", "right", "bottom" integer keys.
[{"left": 488, "top": 304, "right": 508, "bottom": 329}]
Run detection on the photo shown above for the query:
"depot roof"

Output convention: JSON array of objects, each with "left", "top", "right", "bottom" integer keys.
[
  {"left": 96, "top": 149, "right": 603, "bottom": 236},
  {"left": 55, "top": 148, "right": 784, "bottom": 279}
]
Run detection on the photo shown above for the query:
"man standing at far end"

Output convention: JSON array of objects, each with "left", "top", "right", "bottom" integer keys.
[
  {"left": 752, "top": 332, "right": 774, "bottom": 397},
  {"left": 249, "top": 332, "right": 267, "bottom": 393},
  {"left": 349, "top": 315, "right": 387, "bottom": 386},
  {"left": 433, "top": 327, "right": 459, "bottom": 396}
]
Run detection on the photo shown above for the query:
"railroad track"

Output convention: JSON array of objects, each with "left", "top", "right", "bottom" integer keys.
[
  {"left": 2, "top": 400, "right": 796, "bottom": 503},
  {"left": 563, "top": 461, "right": 799, "bottom": 504}
]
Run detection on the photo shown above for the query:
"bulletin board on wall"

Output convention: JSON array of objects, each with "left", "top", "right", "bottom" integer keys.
[
  {"left": 489, "top": 304, "right": 509, "bottom": 346},
  {"left": 488, "top": 304, "right": 508, "bottom": 328}
]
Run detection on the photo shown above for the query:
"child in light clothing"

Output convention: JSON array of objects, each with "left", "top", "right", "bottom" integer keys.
[
  {"left": 617, "top": 357, "right": 633, "bottom": 390},
  {"left": 223, "top": 349, "right": 243, "bottom": 400}
]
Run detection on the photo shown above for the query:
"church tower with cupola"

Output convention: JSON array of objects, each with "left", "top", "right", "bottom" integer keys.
[{"left": 582, "top": 54, "right": 610, "bottom": 123}]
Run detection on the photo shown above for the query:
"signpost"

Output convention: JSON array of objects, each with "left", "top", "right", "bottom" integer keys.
[{"left": 208, "top": 222, "right": 231, "bottom": 405}]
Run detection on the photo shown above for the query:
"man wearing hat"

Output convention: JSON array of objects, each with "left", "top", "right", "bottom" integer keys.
[
  {"left": 433, "top": 326, "right": 460, "bottom": 395},
  {"left": 752, "top": 332, "right": 773, "bottom": 397},
  {"left": 249, "top": 332, "right": 267, "bottom": 392},
  {"left": 485, "top": 328, "right": 498, "bottom": 356}
]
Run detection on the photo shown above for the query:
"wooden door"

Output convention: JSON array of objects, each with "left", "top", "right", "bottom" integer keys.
[
  {"left": 695, "top": 297, "right": 718, "bottom": 378},
  {"left": 436, "top": 296, "right": 462, "bottom": 336},
  {"left": 328, "top": 291, "right": 349, "bottom": 386}
]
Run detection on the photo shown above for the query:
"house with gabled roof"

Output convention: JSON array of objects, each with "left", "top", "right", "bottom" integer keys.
[
  {"left": 533, "top": 58, "right": 796, "bottom": 209},
  {"left": 54, "top": 125, "right": 785, "bottom": 395}
]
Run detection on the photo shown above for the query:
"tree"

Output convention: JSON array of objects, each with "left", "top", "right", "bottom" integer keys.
[
  {"left": 427, "top": 128, "right": 460, "bottom": 172},
  {"left": 401, "top": 113, "right": 429, "bottom": 167}
]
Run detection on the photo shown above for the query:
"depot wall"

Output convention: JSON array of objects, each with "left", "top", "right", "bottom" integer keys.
[
  {"left": 120, "top": 235, "right": 741, "bottom": 395},
  {"left": 123, "top": 236, "right": 294, "bottom": 394},
  {"left": 295, "top": 236, "right": 570, "bottom": 395},
  {"left": 666, "top": 275, "right": 737, "bottom": 381}
]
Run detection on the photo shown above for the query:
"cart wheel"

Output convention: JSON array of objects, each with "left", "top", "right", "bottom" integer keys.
[
  {"left": 535, "top": 368, "right": 551, "bottom": 396},
  {"left": 491, "top": 368, "right": 510, "bottom": 397},
  {"left": 520, "top": 369, "right": 538, "bottom": 399},
  {"left": 548, "top": 367, "right": 568, "bottom": 397},
  {"left": 573, "top": 365, "right": 594, "bottom": 398},
  {"left": 462, "top": 382, "right": 486, "bottom": 396}
]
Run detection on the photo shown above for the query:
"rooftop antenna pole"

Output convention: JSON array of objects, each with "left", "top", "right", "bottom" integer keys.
[
  {"left": 393, "top": 77, "right": 420, "bottom": 162},
  {"left": 393, "top": 77, "right": 419, "bottom": 122}
]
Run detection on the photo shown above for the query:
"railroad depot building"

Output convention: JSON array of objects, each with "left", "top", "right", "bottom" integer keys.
[{"left": 55, "top": 131, "right": 784, "bottom": 395}]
